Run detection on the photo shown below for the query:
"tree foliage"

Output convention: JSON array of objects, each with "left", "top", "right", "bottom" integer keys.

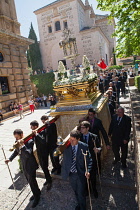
[
  {"left": 97, "top": 0, "right": 140, "bottom": 57},
  {"left": 135, "top": 76, "right": 140, "bottom": 92},
  {"left": 30, "top": 72, "right": 55, "bottom": 95},
  {"left": 28, "top": 23, "right": 43, "bottom": 73}
]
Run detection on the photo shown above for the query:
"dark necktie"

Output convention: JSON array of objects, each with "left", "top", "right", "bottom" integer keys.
[
  {"left": 118, "top": 117, "right": 121, "bottom": 125},
  {"left": 70, "top": 146, "right": 77, "bottom": 173},
  {"left": 84, "top": 136, "right": 88, "bottom": 144}
]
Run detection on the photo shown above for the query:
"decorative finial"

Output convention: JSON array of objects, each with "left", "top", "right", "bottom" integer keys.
[
  {"left": 91, "top": 4, "right": 95, "bottom": 15},
  {"left": 85, "top": 0, "right": 90, "bottom": 6}
]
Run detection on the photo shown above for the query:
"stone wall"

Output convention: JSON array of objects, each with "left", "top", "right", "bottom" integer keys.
[
  {"left": 0, "top": 0, "right": 33, "bottom": 111},
  {"left": 0, "top": 32, "right": 33, "bottom": 111}
]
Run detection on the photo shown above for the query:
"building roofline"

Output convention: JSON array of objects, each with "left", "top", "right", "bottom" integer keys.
[
  {"left": 34, "top": 0, "right": 63, "bottom": 13},
  {"left": 79, "top": 26, "right": 110, "bottom": 44},
  {"left": 34, "top": 0, "right": 86, "bottom": 15}
]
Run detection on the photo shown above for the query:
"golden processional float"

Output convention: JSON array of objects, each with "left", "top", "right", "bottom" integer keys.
[{"left": 49, "top": 29, "right": 111, "bottom": 157}]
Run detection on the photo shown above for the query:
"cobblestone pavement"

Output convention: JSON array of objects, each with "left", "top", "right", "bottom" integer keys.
[{"left": 0, "top": 91, "right": 138, "bottom": 210}]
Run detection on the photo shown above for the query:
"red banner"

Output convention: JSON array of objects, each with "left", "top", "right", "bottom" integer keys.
[{"left": 97, "top": 59, "right": 107, "bottom": 69}]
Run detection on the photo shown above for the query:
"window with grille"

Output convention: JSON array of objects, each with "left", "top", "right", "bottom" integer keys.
[
  {"left": 48, "top": 26, "right": 52, "bottom": 33},
  {"left": 55, "top": 21, "right": 61, "bottom": 31},
  {"left": 63, "top": 21, "right": 68, "bottom": 29}
]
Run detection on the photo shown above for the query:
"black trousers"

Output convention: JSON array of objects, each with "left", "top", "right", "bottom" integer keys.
[
  {"left": 49, "top": 148, "right": 61, "bottom": 170},
  {"left": 69, "top": 173, "right": 86, "bottom": 210},
  {"left": 116, "top": 91, "right": 120, "bottom": 104},
  {"left": 38, "top": 155, "right": 52, "bottom": 183},
  {"left": 90, "top": 152, "right": 101, "bottom": 192},
  {"left": 43, "top": 100, "right": 47, "bottom": 107},
  {"left": 25, "top": 171, "right": 40, "bottom": 199},
  {"left": 121, "top": 85, "right": 125, "bottom": 95},
  {"left": 112, "top": 142, "right": 128, "bottom": 164}
]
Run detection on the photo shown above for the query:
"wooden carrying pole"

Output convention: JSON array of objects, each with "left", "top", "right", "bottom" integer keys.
[
  {"left": 1, "top": 146, "right": 17, "bottom": 194},
  {"left": 81, "top": 149, "right": 92, "bottom": 210},
  {"left": 9, "top": 115, "right": 59, "bottom": 152}
]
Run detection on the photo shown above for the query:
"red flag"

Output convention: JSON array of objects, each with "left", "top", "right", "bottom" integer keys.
[{"left": 97, "top": 59, "right": 107, "bottom": 69}]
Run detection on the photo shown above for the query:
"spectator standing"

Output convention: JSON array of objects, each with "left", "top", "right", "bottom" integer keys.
[
  {"left": 18, "top": 102, "right": 24, "bottom": 119},
  {"left": 28, "top": 98, "right": 35, "bottom": 113},
  {"left": 38, "top": 96, "right": 43, "bottom": 107},
  {"left": 42, "top": 94, "right": 47, "bottom": 107}
]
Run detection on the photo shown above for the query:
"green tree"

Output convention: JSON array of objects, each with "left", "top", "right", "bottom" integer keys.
[
  {"left": 30, "top": 72, "right": 55, "bottom": 95},
  {"left": 97, "top": 0, "right": 140, "bottom": 57},
  {"left": 27, "top": 50, "right": 31, "bottom": 68},
  {"left": 28, "top": 23, "right": 43, "bottom": 73}
]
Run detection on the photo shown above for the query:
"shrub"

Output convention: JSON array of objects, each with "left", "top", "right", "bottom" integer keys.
[
  {"left": 108, "top": 65, "right": 124, "bottom": 70},
  {"left": 30, "top": 72, "right": 55, "bottom": 96},
  {"left": 135, "top": 76, "right": 140, "bottom": 91}
]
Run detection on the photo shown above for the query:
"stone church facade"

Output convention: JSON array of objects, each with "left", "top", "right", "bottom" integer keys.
[
  {"left": 0, "top": 0, "right": 33, "bottom": 111},
  {"left": 34, "top": 0, "right": 115, "bottom": 71}
]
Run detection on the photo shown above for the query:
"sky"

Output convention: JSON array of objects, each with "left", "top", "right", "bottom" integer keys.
[{"left": 14, "top": 0, "right": 109, "bottom": 40}]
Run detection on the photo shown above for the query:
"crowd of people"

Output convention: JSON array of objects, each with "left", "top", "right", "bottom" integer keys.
[
  {"left": 98, "top": 69, "right": 128, "bottom": 118},
  {"left": 28, "top": 94, "right": 56, "bottom": 113},
  {"left": 0, "top": 94, "right": 57, "bottom": 123},
  {"left": 2, "top": 67, "right": 133, "bottom": 209},
  {"left": 5, "top": 104, "right": 131, "bottom": 209},
  {"left": 9, "top": 101, "right": 24, "bottom": 119}
]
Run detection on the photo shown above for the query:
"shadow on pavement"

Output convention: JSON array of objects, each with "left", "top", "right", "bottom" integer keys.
[
  {"left": 12, "top": 118, "right": 22, "bottom": 123},
  {"left": 9, "top": 172, "right": 28, "bottom": 191},
  {"left": 24, "top": 113, "right": 32, "bottom": 117}
]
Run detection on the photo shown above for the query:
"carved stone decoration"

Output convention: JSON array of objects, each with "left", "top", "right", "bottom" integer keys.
[
  {"left": 67, "top": 86, "right": 79, "bottom": 97},
  {"left": 59, "top": 28, "right": 80, "bottom": 71},
  {"left": 53, "top": 7, "right": 58, "bottom": 16}
]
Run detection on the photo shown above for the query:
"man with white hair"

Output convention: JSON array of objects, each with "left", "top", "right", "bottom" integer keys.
[{"left": 108, "top": 107, "right": 131, "bottom": 168}]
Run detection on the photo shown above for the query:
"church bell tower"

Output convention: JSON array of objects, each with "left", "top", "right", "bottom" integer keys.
[{"left": 0, "top": 0, "right": 20, "bottom": 35}]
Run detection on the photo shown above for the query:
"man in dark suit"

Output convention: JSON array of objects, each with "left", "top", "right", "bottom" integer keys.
[
  {"left": 5, "top": 129, "right": 40, "bottom": 208},
  {"left": 114, "top": 77, "right": 121, "bottom": 105},
  {"left": 80, "top": 121, "right": 101, "bottom": 199},
  {"left": 80, "top": 108, "right": 110, "bottom": 149},
  {"left": 103, "top": 75, "right": 109, "bottom": 91},
  {"left": 41, "top": 115, "right": 61, "bottom": 175},
  {"left": 108, "top": 107, "right": 131, "bottom": 168},
  {"left": 122, "top": 69, "right": 127, "bottom": 80},
  {"left": 119, "top": 73, "right": 126, "bottom": 95},
  {"left": 98, "top": 78, "right": 104, "bottom": 94},
  {"left": 79, "top": 108, "right": 110, "bottom": 171},
  {"left": 109, "top": 81, "right": 116, "bottom": 93},
  {"left": 107, "top": 90, "right": 116, "bottom": 117},
  {"left": 30, "top": 120, "right": 52, "bottom": 190},
  {"left": 61, "top": 130, "right": 92, "bottom": 210}
]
